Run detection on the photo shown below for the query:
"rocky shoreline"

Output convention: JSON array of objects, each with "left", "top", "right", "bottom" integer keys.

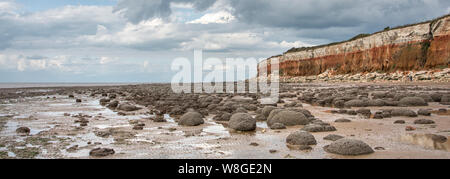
[
  {"left": 275, "top": 68, "right": 450, "bottom": 83},
  {"left": 0, "top": 81, "right": 449, "bottom": 159}
]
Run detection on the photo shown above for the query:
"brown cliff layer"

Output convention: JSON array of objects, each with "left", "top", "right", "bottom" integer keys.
[{"left": 258, "top": 14, "right": 450, "bottom": 77}]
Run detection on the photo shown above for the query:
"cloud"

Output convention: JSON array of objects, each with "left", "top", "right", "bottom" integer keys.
[
  {"left": 187, "top": 10, "right": 235, "bottom": 24},
  {"left": 113, "top": 0, "right": 218, "bottom": 24}
]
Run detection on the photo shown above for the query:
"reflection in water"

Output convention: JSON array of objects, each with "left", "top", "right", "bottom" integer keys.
[{"left": 400, "top": 133, "right": 450, "bottom": 152}]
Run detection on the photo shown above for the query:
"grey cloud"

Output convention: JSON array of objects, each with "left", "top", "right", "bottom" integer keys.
[
  {"left": 228, "top": 0, "right": 449, "bottom": 30},
  {"left": 114, "top": 0, "right": 217, "bottom": 23}
]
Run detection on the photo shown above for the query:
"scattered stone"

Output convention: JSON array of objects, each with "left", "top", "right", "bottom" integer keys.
[
  {"left": 107, "top": 101, "right": 119, "bottom": 109},
  {"left": 286, "top": 131, "right": 317, "bottom": 145},
  {"left": 229, "top": 113, "right": 256, "bottom": 131},
  {"left": 405, "top": 126, "right": 416, "bottom": 131},
  {"left": 413, "top": 119, "right": 435, "bottom": 124},
  {"left": 429, "top": 134, "right": 447, "bottom": 143},
  {"left": 323, "top": 134, "right": 344, "bottom": 141},
  {"left": 417, "top": 109, "right": 431, "bottom": 116},
  {"left": 398, "top": 97, "right": 428, "bottom": 106},
  {"left": 299, "top": 145, "right": 312, "bottom": 150},
  {"left": 335, "top": 118, "right": 351, "bottom": 123},
  {"left": 16, "top": 127, "right": 30, "bottom": 135},
  {"left": 262, "top": 106, "right": 277, "bottom": 117},
  {"left": 323, "top": 139, "right": 374, "bottom": 155},
  {"left": 132, "top": 125, "right": 144, "bottom": 130},
  {"left": 391, "top": 109, "right": 418, "bottom": 117},
  {"left": 269, "top": 149, "right": 277, "bottom": 153},
  {"left": 178, "top": 112, "right": 204, "bottom": 126},
  {"left": 89, "top": 148, "right": 115, "bottom": 157},
  {"left": 249, "top": 142, "right": 259, "bottom": 146},
  {"left": 117, "top": 104, "right": 140, "bottom": 111},
  {"left": 270, "top": 123, "right": 286, "bottom": 129},
  {"left": 76, "top": 99, "right": 82, "bottom": 103},
  {"left": 302, "top": 123, "right": 336, "bottom": 132},
  {"left": 394, "top": 120, "right": 405, "bottom": 124},
  {"left": 153, "top": 115, "right": 166, "bottom": 122}
]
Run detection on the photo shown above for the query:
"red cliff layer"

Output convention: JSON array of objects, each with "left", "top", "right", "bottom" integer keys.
[{"left": 258, "top": 15, "right": 450, "bottom": 77}]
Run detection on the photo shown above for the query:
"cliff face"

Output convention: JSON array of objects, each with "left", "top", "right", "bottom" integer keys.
[{"left": 258, "top": 15, "right": 450, "bottom": 77}]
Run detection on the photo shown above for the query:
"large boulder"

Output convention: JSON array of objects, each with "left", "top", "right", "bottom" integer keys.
[
  {"left": 323, "top": 139, "right": 374, "bottom": 155},
  {"left": 286, "top": 131, "right": 317, "bottom": 145},
  {"left": 229, "top": 113, "right": 256, "bottom": 131},
  {"left": 178, "top": 112, "right": 204, "bottom": 126},
  {"left": 398, "top": 97, "right": 427, "bottom": 106},
  {"left": 267, "top": 110, "right": 309, "bottom": 127}
]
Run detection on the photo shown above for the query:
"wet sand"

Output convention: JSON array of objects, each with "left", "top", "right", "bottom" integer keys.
[{"left": 0, "top": 82, "right": 449, "bottom": 159}]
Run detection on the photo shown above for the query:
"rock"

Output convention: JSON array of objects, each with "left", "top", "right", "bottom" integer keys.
[
  {"left": 76, "top": 99, "right": 82, "bottom": 103},
  {"left": 440, "top": 95, "right": 450, "bottom": 105},
  {"left": 302, "top": 123, "right": 336, "bottom": 132},
  {"left": 270, "top": 123, "right": 286, "bottom": 129},
  {"left": 347, "top": 110, "right": 357, "bottom": 115},
  {"left": 262, "top": 106, "right": 277, "bottom": 117},
  {"left": 367, "top": 99, "right": 385, "bottom": 106},
  {"left": 254, "top": 114, "right": 266, "bottom": 121},
  {"left": 178, "top": 112, "right": 204, "bottom": 126},
  {"left": 234, "top": 107, "right": 248, "bottom": 113},
  {"left": 216, "top": 112, "right": 232, "bottom": 121},
  {"left": 16, "top": 127, "right": 30, "bottom": 135},
  {"left": 249, "top": 142, "right": 259, "bottom": 146},
  {"left": 132, "top": 125, "right": 144, "bottom": 130},
  {"left": 267, "top": 110, "right": 309, "bottom": 127},
  {"left": 429, "top": 134, "right": 447, "bottom": 143},
  {"left": 107, "top": 101, "right": 119, "bottom": 109},
  {"left": 117, "top": 104, "right": 140, "bottom": 111},
  {"left": 99, "top": 98, "right": 110, "bottom": 105},
  {"left": 394, "top": 120, "right": 405, "bottom": 124},
  {"left": 153, "top": 115, "right": 167, "bottom": 122},
  {"left": 374, "top": 147, "right": 385, "bottom": 150},
  {"left": 323, "top": 134, "right": 344, "bottom": 141},
  {"left": 371, "top": 111, "right": 382, "bottom": 119},
  {"left": 398, "top": 97, "right": 427, "bottom": 106},
  {"left": 413, "top": 119, "right": 435, "bottom": 124},
  {"left": 335, "top": 118, "right": 351, "bottom": 123},
  {"left": 417, "top": 109, "right": 431, "bottom": 116},
  {"left": 405, "top": 126, "right": 416, "bottom": 131},
  {"left": 356, "top": 108, "right": 371, "bottom": 116},
  {"left": 286, "top": 131, "right": 317, "bottom": 145},
  {"left": 66, "top": 145, "right": 78, "bottom": 152},
  {"left": 344, "top": 99, "right": 367, "bottom": 107},
  {"left": 68, "top": 94, "right": 74, "bottom": 98},
  {"left": 269, "top": 149, "right": 277, "bottom": 153},
  {"left": 391, "top": 109, "right": 417, "bottom": 117},
  {"left": 229, "top": 113, "right": 256, "bottom": 131},
  {"left": 89, "top": 148, "right": 115, "bottom": 157},
  {"left": 94, "top": 131, "right": 111, "bottom": 138},
  {"left": 323, "top": 139, "right": 374, "bottom": 155},
  {"left": 299, "top": 145, "right": 313, "bottom": 150}
]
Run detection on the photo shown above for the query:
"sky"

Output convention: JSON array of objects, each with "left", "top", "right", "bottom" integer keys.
[{"left": 0, "top": 0, "right": 449, "bottom": 83}]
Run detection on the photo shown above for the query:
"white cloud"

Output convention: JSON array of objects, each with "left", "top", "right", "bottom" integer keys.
[{"left": 188, "top": 11, "right": 235, "bottom": 24}]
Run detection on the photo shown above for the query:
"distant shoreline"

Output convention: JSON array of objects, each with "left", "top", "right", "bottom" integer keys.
[{"left": 0, "top": 82, "right": 142, "bottom": 89}]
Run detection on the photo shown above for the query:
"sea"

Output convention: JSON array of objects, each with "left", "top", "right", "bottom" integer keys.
[{"left": 0, "top": 83, "right": 138, "bottom": 89}]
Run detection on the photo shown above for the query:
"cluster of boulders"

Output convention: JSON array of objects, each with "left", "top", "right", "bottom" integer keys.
[
  {"left": 285, "top": 130, "right": 374, "bottom": 155},
  {"left": 278, "top": 68, "right": 450, "bottom": 83}
]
